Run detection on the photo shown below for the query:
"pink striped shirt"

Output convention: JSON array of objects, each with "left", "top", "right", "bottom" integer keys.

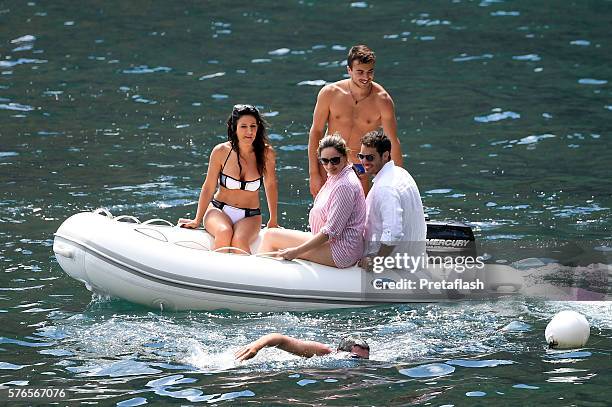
[{"left": 309, "top": 165, "right": 366, "bottom": 268}]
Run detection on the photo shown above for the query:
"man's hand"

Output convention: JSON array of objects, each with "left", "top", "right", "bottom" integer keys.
[
  {"left": 358, "top": 256, "right": 375, "bottom": 272},
  {"left": 309, "top": 173, "right": 325, "bottom": 197},
  {"left": 234, "top": 343, "right": 261, "bottom": 362}
]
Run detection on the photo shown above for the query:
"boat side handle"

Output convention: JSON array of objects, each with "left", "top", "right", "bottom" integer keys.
[
  {"left": 93, "top": 207, "right": 113, "bottom": 218},
  {"left": 114, "top": 215, "right": 141, "bottom": 223},
  {"left": 142, "top": 218, "right": 174, "bottom": 226},
  {"left": 53, "top": 243, "right": 75, "bottom": 259}
]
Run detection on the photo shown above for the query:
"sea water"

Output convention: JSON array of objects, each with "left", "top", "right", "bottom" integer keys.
[{"left": 1, "top": 0, "right": 610, "bottom": 405}]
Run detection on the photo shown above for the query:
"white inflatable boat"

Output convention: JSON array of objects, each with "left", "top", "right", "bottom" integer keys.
[{"left": 53, "top": 209, "right": 503, "bottom": 312}]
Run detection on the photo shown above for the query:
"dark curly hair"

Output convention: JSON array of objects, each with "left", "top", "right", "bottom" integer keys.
[
  {"left": 226, "top": 104, "right": 270, "bottom": 177},
  {"left": 361, "top": 128, "right": 391, "bottom": 157},
  {"left": 347, "top": 44, "right": 376, "bottom": 68}
]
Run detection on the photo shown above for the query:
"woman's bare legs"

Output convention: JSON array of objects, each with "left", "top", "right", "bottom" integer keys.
[
  {"left": 204, "top": 207, "right": 336, "bottom": 265},
  {"left": 230, "top": 215, "right": 262, "bottom": 254},
  {"left": 258, "top": 228, "right": 336, "bottom": 267},
  {"left": 203, "top": 205, "right": 234, "bottom": 253},
  {"left": 258, "top": 228, "right": 308, "bottom": 253}
]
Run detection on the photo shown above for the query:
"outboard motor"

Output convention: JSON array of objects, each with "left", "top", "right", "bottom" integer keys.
[{"left": 425, "top": 221, "right": 477, "bottom": 258}]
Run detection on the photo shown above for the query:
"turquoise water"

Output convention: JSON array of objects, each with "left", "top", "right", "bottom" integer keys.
[{"left": 1, "top": 0, "right": 610, "bottom": 405}]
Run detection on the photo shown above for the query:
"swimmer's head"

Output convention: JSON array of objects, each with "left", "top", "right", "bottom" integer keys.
[{"left": 337, "top": 335, "right": 370, "bottom": 359}]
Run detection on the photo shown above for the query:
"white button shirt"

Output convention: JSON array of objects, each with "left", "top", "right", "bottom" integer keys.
[{"left": 364, "top": 160, "right": 427, "bottom": 255}]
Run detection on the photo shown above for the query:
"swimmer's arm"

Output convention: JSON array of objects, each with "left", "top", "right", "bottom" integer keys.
[
  {"left": 379, "top": 94, "right": 403, "bottom": 166},
  {"left": 263, "top": 147, "right": 279, "bottom": 228},
  {"left": 235, "top": 333, "right": 332, "bottom": 361}
]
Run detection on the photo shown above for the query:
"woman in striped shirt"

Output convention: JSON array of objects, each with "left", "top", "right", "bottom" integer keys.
[{"left": 258, "top": 134, "right": 366, "bottom": 268}]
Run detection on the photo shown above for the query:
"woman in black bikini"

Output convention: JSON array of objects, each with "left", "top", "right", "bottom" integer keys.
[{"left": 179, "top": 104, "right": 278, "bottom": 254}]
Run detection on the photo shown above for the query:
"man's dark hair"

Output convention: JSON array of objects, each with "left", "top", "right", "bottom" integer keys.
[
  {"left": 347, "top": 45, "right": 376, "bottom": 68},
  {"left": 337, "top": 334, "right": 370, "bottom": 352},
  {"left": 361, "top": 129, "right": 391, "bottom": 157}
]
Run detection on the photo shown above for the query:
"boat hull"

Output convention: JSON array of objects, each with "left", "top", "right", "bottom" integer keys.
[
  {"left": 53, "top": 211, "right": 503, "bottom": 312},
  {"left": 54, "top": 212, "right": 393, "bottom": 311}
]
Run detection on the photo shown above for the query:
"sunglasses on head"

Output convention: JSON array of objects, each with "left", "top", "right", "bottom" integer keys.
[
  {"left": 319, "top": 156, "right": 342, "bottom": 165},
  {"left": 233, "top": 104, "right": 258, "bottom": 114},
  {"left": 357, "top": 153, "right": 375, "bottom": 162}
]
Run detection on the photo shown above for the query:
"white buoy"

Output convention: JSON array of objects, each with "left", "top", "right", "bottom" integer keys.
[{"left": 545, "top": 310, "right": 590, "bottom": 349}]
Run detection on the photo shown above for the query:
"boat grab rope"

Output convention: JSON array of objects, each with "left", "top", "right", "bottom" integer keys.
[
  {"left": 93, "top": 208, "right": 113, "bottom": 218},
  {"left": 91, "top": 209, "right": 309, "bottom": 266},
  {"left": 114, "top": 215, "right": 141, "bottom": 224},
  {"left": 95, "top": 208, "right": 201, "bottom": 228},
  {"left": 254, "top": 251, "right": 285, "bottom": 261},
  {"left": 213, "top": 246, "right": 250, "bottom": 255},
  {"left": 142, "top": 218, "right": 174, "bottom": 226},
  {"left": 93, "top": 209, "right": 171, "bottom": 227}
]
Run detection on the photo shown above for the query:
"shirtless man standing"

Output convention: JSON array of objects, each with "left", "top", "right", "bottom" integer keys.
[{"left": 308, "top": 44, "right": 403, "bottom": 196}]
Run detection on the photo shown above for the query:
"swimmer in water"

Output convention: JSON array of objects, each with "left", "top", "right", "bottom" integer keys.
[{"left": 234, "top": 333, "right": 370, "bottom": 361}]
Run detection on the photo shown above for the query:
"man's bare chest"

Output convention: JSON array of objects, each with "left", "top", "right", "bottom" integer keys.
[{"left": 329, "top": 96, "right": 381, "bottom": 125}]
